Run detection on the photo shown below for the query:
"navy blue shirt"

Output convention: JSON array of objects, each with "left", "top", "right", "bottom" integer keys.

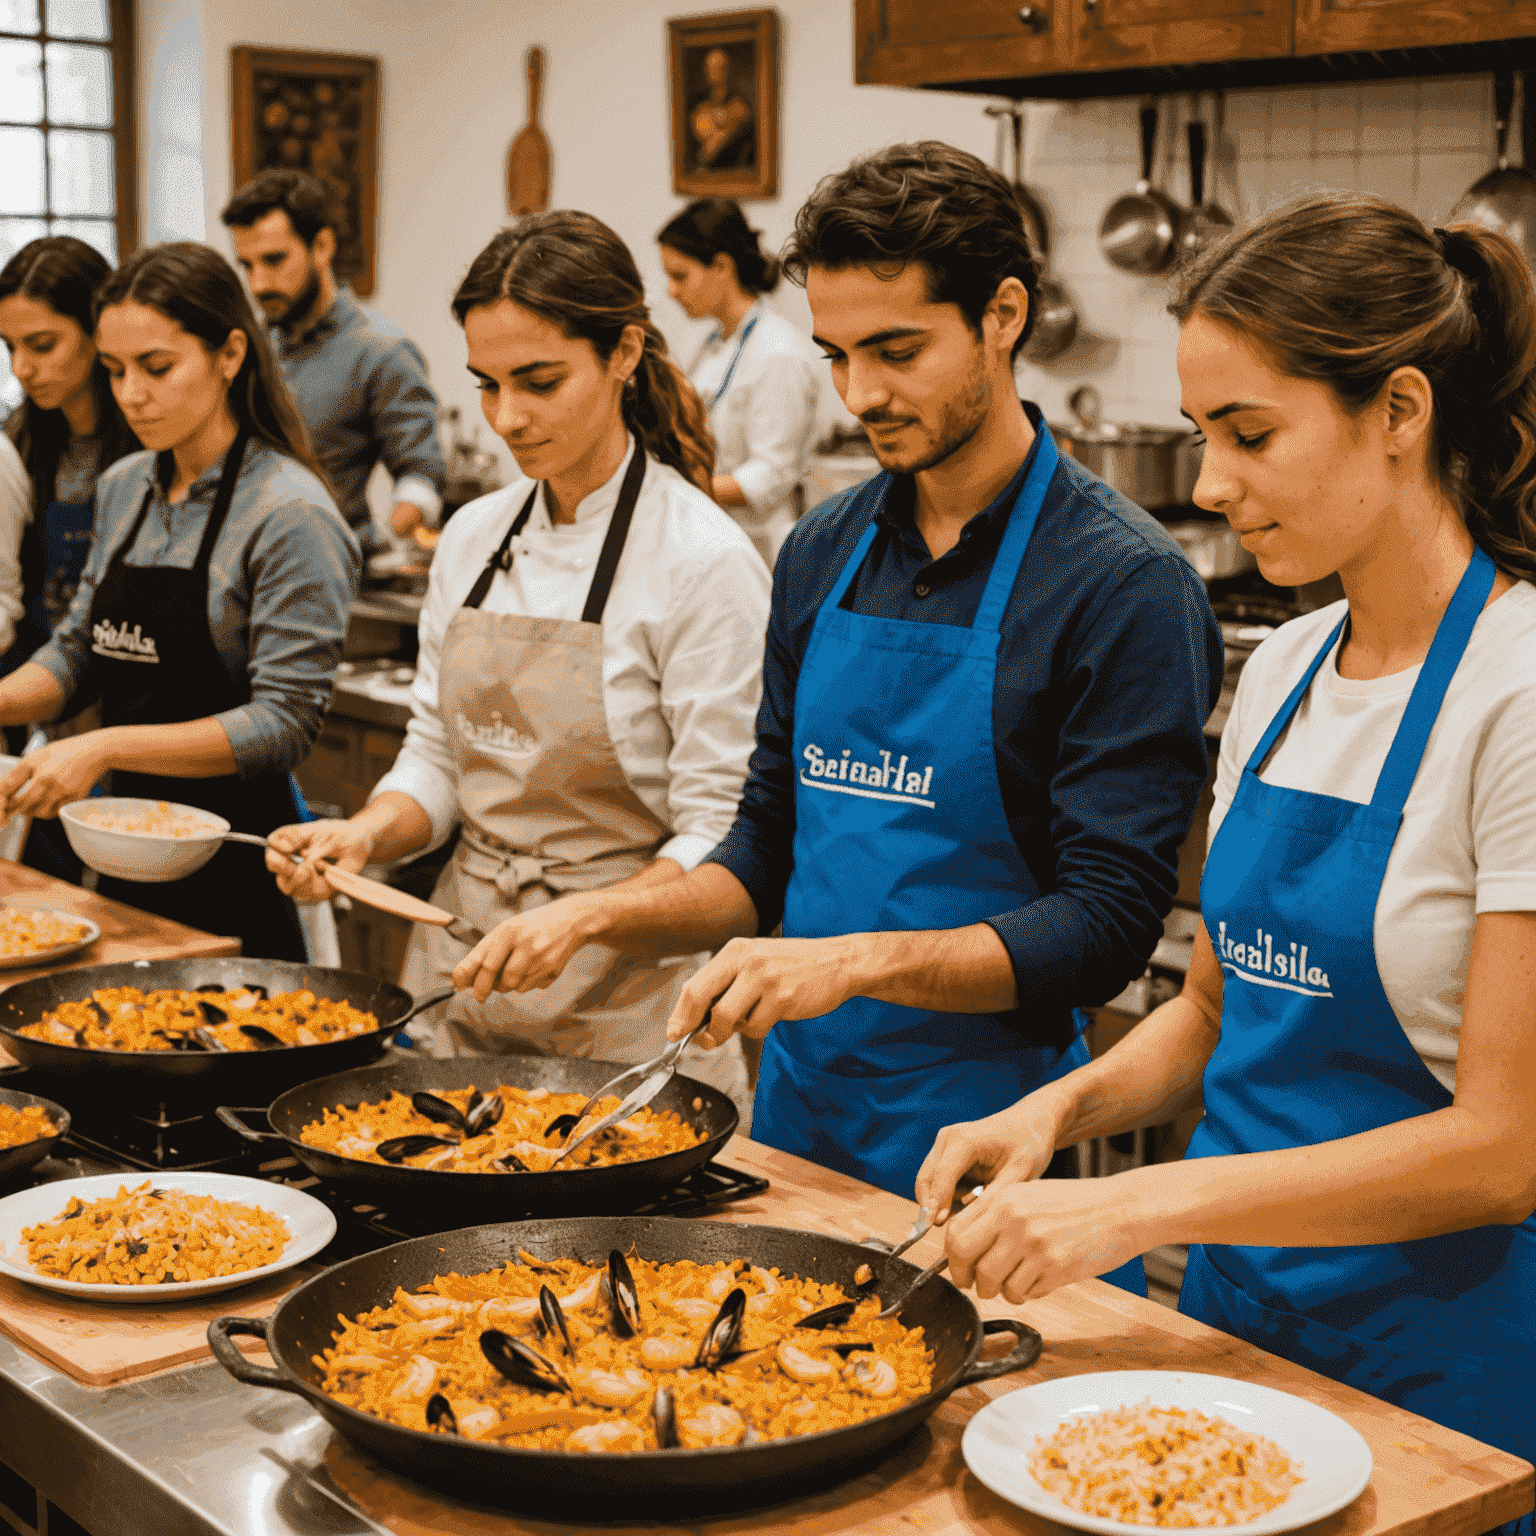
[{"left": 707, "top": 405, "right": 1223, "bottom": 1043}]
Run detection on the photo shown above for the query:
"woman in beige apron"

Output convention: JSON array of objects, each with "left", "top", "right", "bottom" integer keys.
[{"left": 268, "top": 212, "right": 769, "bottom": 1123}]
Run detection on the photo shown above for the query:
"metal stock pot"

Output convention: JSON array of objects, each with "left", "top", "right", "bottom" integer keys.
[{"left": 1054, "top": 385, "right": 1195, "bottom": 511}]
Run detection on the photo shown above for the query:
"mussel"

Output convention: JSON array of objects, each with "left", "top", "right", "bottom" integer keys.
[
  {"left": 194, "top": 982, "right": 225, "bottom": 993},
  {"left": 653, "top": 1385, "right": 678, "bottom": 1449},
  {"left": 480, "top": 1329, "right": 569, "bottom": 1394},
  {"left": 465, "top": 1092, "right": 504, "bottom": 1135},
  {"left": 425, "top": 1393, "right": 458, "bottom": 1434},
  {"left": 694, "top": 1287, "right": 746, "bottom": 1369},
  {"left": 545, "top": 1112, "right": 582, "bottom": 1141},
  {"left": 797, "top": 1300, "right": 857, "bottom": 1331},
  {"left": 498, "top": 1152, "right": 530, "bottom": 1172},
  {"left": 88, "top": 998, "right": 110, "bottom": 1025},
  {"left": 238, "top": 1023, "right": 283, "bottom": 1050},
  {"left": 606, "top": 1249, "right": 640, "bottom": 1338},
  {"left": 377, "top": 1134, "right": 458, "bottom": 1164},
  {"left": 197, "top": 999, "right": 228, "bottom": 1025},
  {"left": 411, "top": 1092, "right": 468, "bottom": 1134},
  {"left": 830, "top": 1341, "right": 874, "bottom": 1357},
  {"left": 538, "top": 1285, "right": 573, "bottom": 1358},
  {"left": 191, "top": 1026, "right": 228, "bottom": 1052}
]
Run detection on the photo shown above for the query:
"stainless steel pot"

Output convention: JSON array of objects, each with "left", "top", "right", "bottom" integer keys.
[{"left": 1054, "top": 386, "right": 1194, "bottom": 510}]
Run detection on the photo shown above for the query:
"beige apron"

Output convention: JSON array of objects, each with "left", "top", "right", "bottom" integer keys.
[{"left": 399, "top": 449, "right": 749, "bottom": 1125}]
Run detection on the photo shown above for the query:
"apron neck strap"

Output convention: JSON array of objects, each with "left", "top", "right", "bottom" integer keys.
[
  {"left": 708, "top": 312, "right": 759, "bottom": 410},
  {"left": 581, "top": 445, "right": 646, "bottom": 624},
  {"left": 459, "top": 445, "right": 648, "bottom": 623},
  {"left": 1241, "top": 546, "right": 1499, "bottom": 812},
  {"left": 972, "top": 426, "right": 1059, "bottom": 635},
  {"left": 191, "top": 430, "right": 250, "bottom": 572},
  {"left": 462, "top": 486, "right": 539, "bottom": 610},
  {"left": 1369, "top": 544, "right": 1496, "bottom": 811}
]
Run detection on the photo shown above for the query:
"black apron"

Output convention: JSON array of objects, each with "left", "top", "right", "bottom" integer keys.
[{"left": 87, "top": 432, "right": 306, "bottom": 961}]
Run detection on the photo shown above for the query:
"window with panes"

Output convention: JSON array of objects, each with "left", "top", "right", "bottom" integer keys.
[{"left": 0, "top": 0, "right": 135, "bottom": 270}]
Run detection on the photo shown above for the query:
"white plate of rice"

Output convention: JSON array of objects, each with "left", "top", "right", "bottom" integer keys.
[
  {"left": 963, "top": 1370, "right": 1372, "bottom": 1533},
  {"left": 0, "top": 1172, "right": 336, "bottom": 1303},
  {"left": 0, "top": 905, "right": 101, "bottom": 970}
]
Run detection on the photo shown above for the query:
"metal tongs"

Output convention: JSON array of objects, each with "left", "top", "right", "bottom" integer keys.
[{"left": 546, "top": 1010, "right": 717, "bottom": 1168}]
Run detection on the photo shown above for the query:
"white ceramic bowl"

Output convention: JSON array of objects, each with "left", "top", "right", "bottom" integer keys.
[{"left": 59, "top": 797, "right": 229, "bottom": 883}]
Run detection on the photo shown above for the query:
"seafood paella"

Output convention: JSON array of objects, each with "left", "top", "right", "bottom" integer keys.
[
  {"left": 18, "top": 986, "right": 380, "bottom": 1053},
  {"left": 298, "top": 1085, "right": 703, "bottom": 1171},
  {"left": 1028, "top": 1400, "right": 1303, "bottom": 1526},
  {"left": 315, "top": 1250, "right": 933, "bottom": 1452},
  {"left": 0, "top": 1101, "right": 59, "bottom": 1150},
  {"left": 0, "top": 907, "right": 90, "bottom": 959},
  {"left": 21, "top": 1180, "right": 290, "bottom": 1285}
]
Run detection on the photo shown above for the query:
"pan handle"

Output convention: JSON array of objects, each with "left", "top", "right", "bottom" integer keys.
[
  {"left": 394, "top": 983, "right": 455, "bottom": 1029},
  {"left": 207, "top": 1316, "right": 302, "bottom": 1393},
  {"left": 959, "top": 1317, "right": 1044, "bottom": 1383},
  {"left": 214, "top": 1105, "right": 286, "bottom": 1145}
]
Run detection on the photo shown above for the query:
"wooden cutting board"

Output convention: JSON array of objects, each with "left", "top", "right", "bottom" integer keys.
[
  {"left": 320, "top": 1136, "right": 1531, "bottom": 1536},
  {"left": 0, "top": 1264, "right": 313, "bottom": 1386},
  {"left": 506, "top": 46, "right": 550, "bottom": 217}
]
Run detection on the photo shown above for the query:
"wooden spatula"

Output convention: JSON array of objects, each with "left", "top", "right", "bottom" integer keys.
[
  {"left": 506, "top": 46, "right": 551, "bottom": 217},
  {"left": 322, "top": 863, "right": 484, "bottom": 947}
]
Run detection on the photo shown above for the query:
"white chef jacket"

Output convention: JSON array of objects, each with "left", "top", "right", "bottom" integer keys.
[
  {"left": 0, "top": 432, "right": 28, "bottom": 657},
  {"left": 374, "top": 439, "right": 772, "bottom": 870},
  {"left": 688, "top": 301, "right": 820, "bottom": 568}
]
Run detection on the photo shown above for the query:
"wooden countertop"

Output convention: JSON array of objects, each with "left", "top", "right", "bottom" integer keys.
[
  {"left": 326, "top": 1134, "right": 1534, "bottom": 1536},
  {"left": 0, "top": 858, "right": 238, "bottom": 1008}
]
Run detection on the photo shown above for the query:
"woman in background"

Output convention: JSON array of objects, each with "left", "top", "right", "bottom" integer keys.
[
  {"left": 0, "top": 242, "right": 358, "bottom": 957},
  {"left": 659, "top": 199, "right": 819, "bottom": 568},
  {"left": 0, "top": 236, "right": 139, "bottom": 877}
]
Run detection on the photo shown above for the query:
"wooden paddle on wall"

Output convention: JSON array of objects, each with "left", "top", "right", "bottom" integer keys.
[{"left": 507, "top": 46, "right": 551, "bottom": 217}]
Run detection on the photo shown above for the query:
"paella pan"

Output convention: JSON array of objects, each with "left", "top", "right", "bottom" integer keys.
[{"left": 209, "top": 1215, "right": 1041, "bottom": 1514}]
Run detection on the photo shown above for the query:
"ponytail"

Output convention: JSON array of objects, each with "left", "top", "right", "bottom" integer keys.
[
  {"left": 1171, "top": 191, "right": 1536, "bottom": 584},
  {"left": 454, "top": 213, "right": 715, "bottom": 495},
  {"left": 657, "top": 198, "right": 781, "bottom": 295}
]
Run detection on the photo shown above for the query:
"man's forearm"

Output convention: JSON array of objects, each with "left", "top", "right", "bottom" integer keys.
[
  {"left": 580, "top": 861, "right": 759, "bottom": 957},
  {"left": 842, "top": 922, "right": 1020, "bottom": 1013}
]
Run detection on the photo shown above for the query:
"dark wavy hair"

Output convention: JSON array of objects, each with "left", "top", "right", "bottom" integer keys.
[
  {"left": 94, "top": 242, "right": 324, "bottom": 482},
  {"left": 1171, "top": 191, "right": 1536, "bottom": 585},
  {"left": 0, "top": 236, "right": 139, "bottom": 508},
  {"left": 453, "top": 212, "right": 714, "bottom": 493},
  {"left": 658, "top": 198, "right": 780, "bottom": 294},
  {"left": 220, "top": 169, "right": 360, "bottom": 282},
  {"left": 781, "top": 141, "right": 1044, "bottom": 357}
]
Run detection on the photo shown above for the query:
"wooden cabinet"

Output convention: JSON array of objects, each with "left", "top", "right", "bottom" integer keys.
[
  {"left": 1296, "top": 0, "right": 1536, "bottom": 56},
  {"left": 857, "top": 0, "right": 1065, "bottom": 85},
  {"left": 1071, "top": 0, "right": 1292, "bottom": 71}
]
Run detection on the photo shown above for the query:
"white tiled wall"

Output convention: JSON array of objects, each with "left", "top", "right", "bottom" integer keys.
[{"left": 1014, "top": 75, "right": 1498, "bottom": 431}]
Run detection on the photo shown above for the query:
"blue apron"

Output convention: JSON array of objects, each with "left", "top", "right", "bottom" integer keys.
[
  {"left": 1183, "top": 544, "right": 1535, "bottom": 1535},
  {"left": 756, "top": 425, "right": 1143, "bottom": 1295},
  {"left": 1, "top": 492, "right": 95, "bottom": 681}
]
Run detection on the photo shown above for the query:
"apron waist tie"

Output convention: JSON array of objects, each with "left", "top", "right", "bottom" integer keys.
[{"left": 459, "top": 828, "right": 661, "bottom": 902}]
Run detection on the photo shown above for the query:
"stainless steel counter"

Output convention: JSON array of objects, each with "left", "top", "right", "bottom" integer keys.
[{"left": 0, "top": 1334, "right": 368, "bottom": 1536}]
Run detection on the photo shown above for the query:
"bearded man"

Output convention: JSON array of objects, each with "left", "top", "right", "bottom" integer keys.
[
  {"left": 221, "top": 170, "right": 444, "bottom": 552},
  {"left": 447, "top": 144, "right": 1220, "bottom": 1288}
]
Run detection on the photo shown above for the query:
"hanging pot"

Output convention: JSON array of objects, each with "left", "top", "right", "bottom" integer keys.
[
  {"left": 1055, "top": 386, "right": 1192, "bottom": 510},
  {"left": 1100, "top": 101, "right": 1180, "bottom": 274},
  {"left": 1450, "top": 72, "right": 1536, "bottom": 268}
]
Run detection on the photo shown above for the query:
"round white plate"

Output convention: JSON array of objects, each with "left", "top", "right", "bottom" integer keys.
[
  {"left": 0, "top": 907, "right": 101, "bottom": 971},
  {"left": 0, "top": 1171, "right": 336, "bottom": 1302},
  {"left": 962, "top": 1370, "right": 1373, "bottom": 1535}
]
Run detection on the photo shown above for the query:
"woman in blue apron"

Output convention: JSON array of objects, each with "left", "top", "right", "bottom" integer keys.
[
  {"left": 916, "top": 195, "right": 1536, "bottom": 1534},
  {"left": 0, "top": 242, "right": 357, "bottom": 961},
  {"left": 0, "top": 236, "right": 139, "bottom": 879}
]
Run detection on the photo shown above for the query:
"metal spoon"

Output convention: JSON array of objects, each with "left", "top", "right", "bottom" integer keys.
[
  {"left": 860, "top": 1201, "right": 936, "bottom": 1260},
  {"left": 875, "top": 1255, "right": 950, "bottom": 1319}
]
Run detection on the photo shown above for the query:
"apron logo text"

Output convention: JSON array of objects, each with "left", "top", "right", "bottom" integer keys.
[
  {"left": 90, "top": 620, "right": 159, "bottom": 663},
  {"left": 800, "top": 743, "right": 935, "bottom": 809},
  {"left": 1218, "top": 921, "right": 1332, "bottom": 998},
  {"left": 455, "top": 710, "right": 538, "bottom": 757}
]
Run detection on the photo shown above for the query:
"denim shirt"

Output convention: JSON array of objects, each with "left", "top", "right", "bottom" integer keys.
[
  {"left": 274, "top": 287, "right": 445, "bottom": 533},
  {"left": 33, "top": 440, "right": 361, "bottom": 777}
]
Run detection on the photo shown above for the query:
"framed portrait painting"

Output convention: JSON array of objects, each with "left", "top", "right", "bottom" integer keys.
[
  {"left": 231, "top": 46, "right": 380, "bottom": 297},
  {"left": 668, "top": 9, "right": 779, "bottom": 200}
]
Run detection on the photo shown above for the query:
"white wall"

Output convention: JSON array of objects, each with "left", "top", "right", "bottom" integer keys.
[{"left": 136, "top": 1, "right": 1500, "bottom": 460}]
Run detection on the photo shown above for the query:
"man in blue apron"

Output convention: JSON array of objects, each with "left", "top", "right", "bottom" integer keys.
[{"left": 456, "top": 145, "right": 1220, "bottom": 1272}]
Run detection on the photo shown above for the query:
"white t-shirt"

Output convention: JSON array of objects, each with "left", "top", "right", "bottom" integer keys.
[
  {"left": 373, "top": 439, "right": 772, "bottom": 870},
  {"left": 0, "top": 432, "right": 29, "bottom": 656},
  {"left": 1209, "top": 582, "right": 1536, "bottom": 1089}
]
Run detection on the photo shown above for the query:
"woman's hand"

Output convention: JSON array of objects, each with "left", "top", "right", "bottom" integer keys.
[
  {"left": 914, "top": 1091, "right": 1070, "bottom": 1223},
  {"left": 265, "top": 818, "right": 373, "bottom": 902},
  {"left": 452, "top": 896, "right": 603, "bottom": 1000},
  {"left": 942, "top": 1176, "right": 1146, "bottom": 1302},
  {"left": 0, "top": 735, "right": 109, "bottom": 820}
]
